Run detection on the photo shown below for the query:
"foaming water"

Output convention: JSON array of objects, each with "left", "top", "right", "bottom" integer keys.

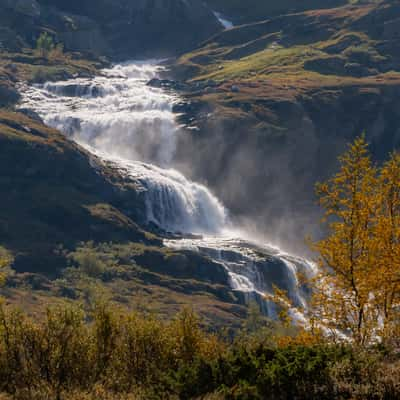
[
  {"left": 19, "top": 61, "right": 316, "bottom": 322},
  {"left": 20, "top": 62, "right": 179, "bottom": 166},
  {"left": 165, "top": 232, "right": 316, "bottom": 320},
  {"left": 86, "top": 146, "right": 227, "bottom": 234}
]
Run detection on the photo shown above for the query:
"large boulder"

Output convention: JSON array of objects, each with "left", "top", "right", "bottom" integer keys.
[{"left": 0, "top": 83, "right": 20, "bottom": 107}]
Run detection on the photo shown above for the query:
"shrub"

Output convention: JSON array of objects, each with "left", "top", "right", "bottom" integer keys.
[
  {"left": 0, "top": 303, "right": 398, "bottom": 399},
  {"left": 36, "top": 32, "right": 55, "bottom": 58},
  {"left": 68, "top": 243, "right": 108, "bottom": 278}
]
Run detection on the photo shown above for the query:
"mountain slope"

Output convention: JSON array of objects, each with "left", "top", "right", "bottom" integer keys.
[
  {"left": 0, "top": 0, "right": 222, "bottom": 59},
  {"left": 171, "top": 0, "right": 400, "bottom": 250},
  {"left": 205, "top": 0, "right": 347, "bottom": 23},
  {"left": 0, "top": 110, "right": 150, "bottom": 272}
]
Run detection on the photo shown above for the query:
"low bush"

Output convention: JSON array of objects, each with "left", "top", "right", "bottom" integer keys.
[{"left": 0, "top": 303, "right": 398, "bottom": 399}]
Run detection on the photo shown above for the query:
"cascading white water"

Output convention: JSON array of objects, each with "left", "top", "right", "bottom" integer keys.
[
  {"left": 19, "top": 62, "right": 227, "bottom": 234},
  {"left": 165, "top": 234, "right": 316, "bottom": 321},
  {"left": 18, "top": 61, "right": 316, "bottom": 321},
  {"left": 87, "top": 147, "right": 227, "bottom": 234},
  {"left": 21, "top": 62, "right": 179, "bottom": 166}
]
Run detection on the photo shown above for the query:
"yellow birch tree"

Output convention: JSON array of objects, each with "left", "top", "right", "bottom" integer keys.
[
  {"left": 311, "top": 137, "right": 378, "bottom": 345},
  {"left": 373, "top": 152, "right": 400, "bottom": 341}
]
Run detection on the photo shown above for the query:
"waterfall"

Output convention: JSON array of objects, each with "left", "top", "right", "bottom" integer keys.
[
  {"left": 20, "top": 62, "right": 179, "bottom": 166},
  {"left": 18, "top": 61, "right": 316, "bottom": 322},
  {"left": 213, "top": 11, "right": 234, "bottom": 29},
  {"left": 165, "top": 235, "right": 316, "bottom": 319}
]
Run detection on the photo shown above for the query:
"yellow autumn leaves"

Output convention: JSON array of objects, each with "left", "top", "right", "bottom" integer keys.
[
  {"left": 0, "top": 247, "right": 13, "bottom": 286},
  {"left": 312, "top": 137, "right": 400, "bottom": 345}
]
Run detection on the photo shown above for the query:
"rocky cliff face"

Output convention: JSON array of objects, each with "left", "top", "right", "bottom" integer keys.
[{"left": 0, "top": 0, "right": 222, "bottom": 58}]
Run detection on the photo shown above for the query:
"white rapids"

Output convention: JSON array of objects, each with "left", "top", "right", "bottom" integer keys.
[{"left": 18, "top": 61, "right": 316, "bottom": 322}]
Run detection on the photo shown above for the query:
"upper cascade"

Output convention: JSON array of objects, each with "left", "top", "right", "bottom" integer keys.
[
  {"left": 20, "top": 63, "right": 179, "bottom": 166},
  {"left": 19, "top": 62, "right": 227, "bottom": 235}
]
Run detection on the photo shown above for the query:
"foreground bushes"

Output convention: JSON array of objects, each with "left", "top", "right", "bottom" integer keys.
[{"left": 0, "top": 304, "right": 399, "bottom": 399}]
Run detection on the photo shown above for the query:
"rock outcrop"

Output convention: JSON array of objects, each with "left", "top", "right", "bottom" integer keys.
[
  {"left": 0, "top": 0, "right": 223, "bottom": 58},
  {"left": 0, "top": 0, "right": 41, "bottom": 17},
  {"left": 204, "top": 0, "right": 347, "bottom": 24}
]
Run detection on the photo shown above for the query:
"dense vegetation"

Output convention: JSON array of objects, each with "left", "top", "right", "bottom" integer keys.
[{"left": 0, "top": 302, "right": 399, "bottom": 400}]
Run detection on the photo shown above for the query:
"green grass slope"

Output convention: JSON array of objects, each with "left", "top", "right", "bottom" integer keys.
[{"left": 205, "top": 0, "right": 347, "bottom": 22}]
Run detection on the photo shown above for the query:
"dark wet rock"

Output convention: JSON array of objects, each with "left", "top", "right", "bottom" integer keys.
[
  {"left": 147, "top": 78, "right": 188, "bottom": 91},
  {"left": 344, "top": 62, "right": 373, "bottom": 77},
  {"left": 0, "top": 82, "right": 20, "bottom": 107},
  {"left": 45, "top": 83, "right": 103, "bottom": 98},
  {"left": 173, "top": 101, "right": 200, "bottom": 114},
  {"left": 322, "top": 34, "right": 362, "bottom": 54},
  {"left": 4, "top": 63, "right": 18, "bottom": 74},
  {"left": 134, "top": 248, "right": 230, "bottom": 286},
  {"left": 172, "top": 100, "right": 211, "bottom": 128}
]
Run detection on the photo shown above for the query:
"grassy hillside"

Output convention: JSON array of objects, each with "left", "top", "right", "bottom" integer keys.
[
  {"left": 177, "top": 1, "right": 397, "bottom": 83},
  {"left": 206, "top": 0, "right": 347, "bottom": 22}
]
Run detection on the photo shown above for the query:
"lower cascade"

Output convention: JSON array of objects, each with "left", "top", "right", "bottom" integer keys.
[{"left": 19, "top": 61, "right": 316, "bottom": 321}]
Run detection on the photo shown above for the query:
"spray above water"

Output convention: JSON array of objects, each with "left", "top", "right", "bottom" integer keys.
[{"left": 19, "top": 61, "right": 316, "bottom": 321}]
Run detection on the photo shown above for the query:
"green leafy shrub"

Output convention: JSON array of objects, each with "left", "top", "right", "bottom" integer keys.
[
  {"left": 36, "top": 32, "right": 55, "bottom": 58},
  {"left": 68, "top": 243, "right": 109, "bottom": 278}
]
